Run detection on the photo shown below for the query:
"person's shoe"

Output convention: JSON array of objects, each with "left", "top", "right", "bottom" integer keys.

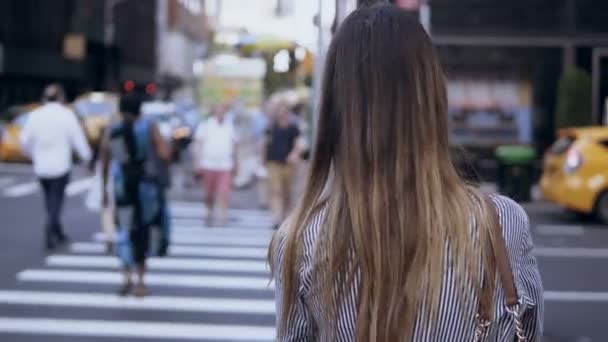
[
  {"left": 133, "top": 284, "right": 147, "bottom": 298},
  {"left": 105, "top": 241, "right": 114, "bottom": 255},
  {"left": 117, "top": 282, "right": 133, "bottom": 296},
  {"left": 45, "top": 232, "right": 56, "bottom": 251},
  {"left": 157, "top": 239, "right": 169, "bottom": 257},
  {"left": 55, "top": 232, "right": 70, "bottom": 245}
]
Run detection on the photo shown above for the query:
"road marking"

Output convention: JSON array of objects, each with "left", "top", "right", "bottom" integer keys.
[
  {"left": 535, "top": 224, "right": 585, "bottom": 236},
  {"left": 66, "top": 177, "right": 92, "bottom": 196},
  {"left": 0, "top": 317, "right": 275, "bottom": 341},
  {"left": 172, "top": 225, "right": 274, "bottom": 236},
  {"left": 171, "top": 202, "right": 270, "bottom": 217},
  {"left": 94, "top": 232, "right": 271, "bottom": 247},
  {"left": 0, "top": 177, "right": 14, "bottom": 188},
  {"left": 0, "top": 290, "right": 275, "bottom": 314},
  {"left": 71, "top": 242, "right": 268, "bottom": 259},
  {"left": 171, "top": 207, "right": 273, "bottom": 222},
  {"left": 172, "top": 218, "right": 273, "bottom": 230},
  {"left": 534, "top": 247, "right": 608, "bottom": 258},
  {"left": 2, "top": 181, "right": 38, "bottom": 197},
  {"left": 545, "top": 291, "right": 608, "bottom": 302},
  {"left": 47, "top": 255, "right": 269, "bottom": 273},
  {"left": 18, "top": 269, "right": 274, "bottom": 290}
]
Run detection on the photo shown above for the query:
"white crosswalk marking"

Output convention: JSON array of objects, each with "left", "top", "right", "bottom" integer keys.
[
  {"left": 93, "top": 231, "right": 271, "bottom": 246},
  {"left": 2, "top": 176, "right": 93, "bottom": 198},
  {"left": 71, "top": 242, "right": 269, "bottom": 258},
  {"left": 65, "top": 177, "right": 92, "bottom": 196},
  {"left": 0, "top": 290, "right": 275, "bottom": 314},
  {"left": 46, "top": 255, "right": 270, "bottom": 273},
  {"left": 0, "top": 317, "right": 275, "bottom": 341},
  {"left": 0, "top": 201, "right": 278, "bottom": 341},
  {"left": 2, "top": 181, "right": 38, "bottom": 197}
]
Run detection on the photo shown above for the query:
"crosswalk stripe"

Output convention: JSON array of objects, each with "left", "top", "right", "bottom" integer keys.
[
  {"left": 18, "top": 269, "right": 274, "bottom": 290},
  {"left": 0, "top": 317, "right": 275, "bottom": 341},
  {"left": 171, "top": 207, "right": 274, "bottom": 221},
  {"left": 93, "top": 232, "right": 271, "bottom": 247},
  {"left": 534, "top": 246, "right": 608, "bottom": 258},
  {"left": 171, "top": 202, "right": 270, "bottom": 217},
  {"left": 47, "top": 255, "right": 269, "bottom": 273},
  {"left": 172, "top": 218, "right": 273, "bottom": 230},
  {"left": 65, "top": 177, "right": 92, "bottom": 196},
  {"left": 0, "top": 290, "right": 275, "bottom": 314},
  {"left": 71, "top": 242, "right": 269, "bottom": 259},
  {"left": 2, "top": 177, "right": 92, "bottom": 198},
  {"left": 173, "top": 225, "right": 274, "bottom": 236},
  {"left": 2, "top": 181, "right": 38, "bottom": 197}
]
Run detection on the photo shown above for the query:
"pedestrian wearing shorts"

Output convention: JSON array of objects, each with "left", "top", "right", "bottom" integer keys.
[{"left": 193, "top": 104, "right": 238, "bottom": 226}]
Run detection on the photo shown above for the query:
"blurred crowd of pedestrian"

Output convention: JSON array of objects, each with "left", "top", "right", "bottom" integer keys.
[{"left": 19, "top": 80, "right": 308, "bottom": 297}]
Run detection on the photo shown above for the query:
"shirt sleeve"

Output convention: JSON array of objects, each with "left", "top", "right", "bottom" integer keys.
[
  {"left": 273, "top": 232, "right": 316, "bottom": 341},
  {"left": 518, "top": 217, "right": 544, "bottom": 342},
  {"left": 68, "top": 111, "right": 92, "bottom": 163}
]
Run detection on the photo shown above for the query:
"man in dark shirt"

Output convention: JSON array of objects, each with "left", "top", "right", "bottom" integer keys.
[{"left": 265, "top": 103, "right": 303, "bottom": 229}]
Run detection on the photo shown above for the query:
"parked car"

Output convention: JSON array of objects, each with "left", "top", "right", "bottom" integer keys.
[
  {"left": 0, "top": 111, "right": 34, "bottom": 162},
  {"left": 73, "top": 92, "right": 118, "bottom": 148},
  {"left": 540, "top": 127, "right": 608, "bottom": 222}
]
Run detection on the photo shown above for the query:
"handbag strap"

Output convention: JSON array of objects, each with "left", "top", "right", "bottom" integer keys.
[{"left": 478, "top": 196, "right": 520, "bottom": 322}]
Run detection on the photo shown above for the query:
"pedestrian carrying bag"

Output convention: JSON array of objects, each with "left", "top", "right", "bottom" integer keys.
[{"left": 474, "top": 197, "right": 527, "bottom": 342}]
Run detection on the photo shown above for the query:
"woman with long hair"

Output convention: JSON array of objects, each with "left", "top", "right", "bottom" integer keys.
[{"left": 269, "top": 3, "right": 543, "bottom": 341}]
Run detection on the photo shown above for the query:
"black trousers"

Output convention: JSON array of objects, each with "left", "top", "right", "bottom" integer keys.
[{"left": 39, "top": 173, "right": 70, "bottom": 240}]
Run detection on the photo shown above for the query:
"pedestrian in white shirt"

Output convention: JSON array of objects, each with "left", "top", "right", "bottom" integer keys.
[
  {"left": 193, "top": 103, "right": 238, "bottom": 226},
  {"left": 20, "top": 84, "right": 92, "bottom": 250}
]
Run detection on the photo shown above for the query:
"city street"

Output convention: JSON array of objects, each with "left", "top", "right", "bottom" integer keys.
[{"left": 0, "top": 161, "right": 606, "bottom": 341}]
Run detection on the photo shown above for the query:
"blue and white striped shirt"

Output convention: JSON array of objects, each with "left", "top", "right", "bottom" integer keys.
[{"left": 272, "top": 194, "right": 543, "bottom": 341}]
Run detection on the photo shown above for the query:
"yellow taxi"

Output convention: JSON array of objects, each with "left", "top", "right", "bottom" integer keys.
[
  {"left": 73, "top": 92, "right": 118, "bottom": 147},
  {"left": 0, "top": 103, "right": 39, "bottom": 162},
  {"left": 540, "top": 126, "right": 608, "bottom": 222}
]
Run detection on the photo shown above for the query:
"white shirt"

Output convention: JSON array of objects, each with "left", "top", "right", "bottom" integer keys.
[
  {"left": 195, "top": 116, "right": 236, "bottom": 171},
  {"left": 20, "top": 103, "right": 92, "bottom": 178}
]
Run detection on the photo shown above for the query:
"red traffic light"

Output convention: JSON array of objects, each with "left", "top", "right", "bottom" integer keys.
[
  {"left": 123, "top": 80, "right": 135, "bottom": 92},
  {"left": 145, "top": 83, "right": 157, "bottom": 95}
]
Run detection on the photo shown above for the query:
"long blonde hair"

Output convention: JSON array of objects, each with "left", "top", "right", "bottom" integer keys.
[{"left": 270, "top": 4, "right": 496, "bottom": 341}]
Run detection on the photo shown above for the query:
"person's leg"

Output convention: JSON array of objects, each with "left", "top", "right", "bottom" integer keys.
[
  {"left": 129, "top": 219, "right": 150, "bottom": 297},
  {"left": 267, "top": 162, "right": 283, "bottom": 228},
  {"left": 39, "top": 178, "right": 54, "bottom": 249},
  {"left": 201, "top": 170, "right": 217, "bottom": 224},
  {"left": 215, "top": 171, "right": 232, "bottom": 226},
  {"left": 157, "top": 189, "right": 170, "bottom": 257},
  {"left": 52, "top": 173, "right": 70, "bottom": 241}
]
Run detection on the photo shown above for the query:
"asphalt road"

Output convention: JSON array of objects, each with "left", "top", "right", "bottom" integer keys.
[{"left": 0, "top": 161, "right": 606, "bottom": 341}]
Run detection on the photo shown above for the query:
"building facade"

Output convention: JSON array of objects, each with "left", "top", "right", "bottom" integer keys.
[{"left": 0, "top": 0, "right": 207, "bottom": 109}]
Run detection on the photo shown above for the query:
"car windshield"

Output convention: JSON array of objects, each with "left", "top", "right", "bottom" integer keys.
[
  {"left": 549, "top": 136, "right": 576, "bottom": 155},
  {"left": 74, "top": 101, "right": 115, "bottom": 117}
]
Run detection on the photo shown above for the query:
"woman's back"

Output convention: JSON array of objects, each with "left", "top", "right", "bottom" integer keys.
[
  {"left": 270, "top": 3, "right": 543, "bottom": 341},
  {"left": 272, "top": 194, "right": 543, "bottom": 341}
]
